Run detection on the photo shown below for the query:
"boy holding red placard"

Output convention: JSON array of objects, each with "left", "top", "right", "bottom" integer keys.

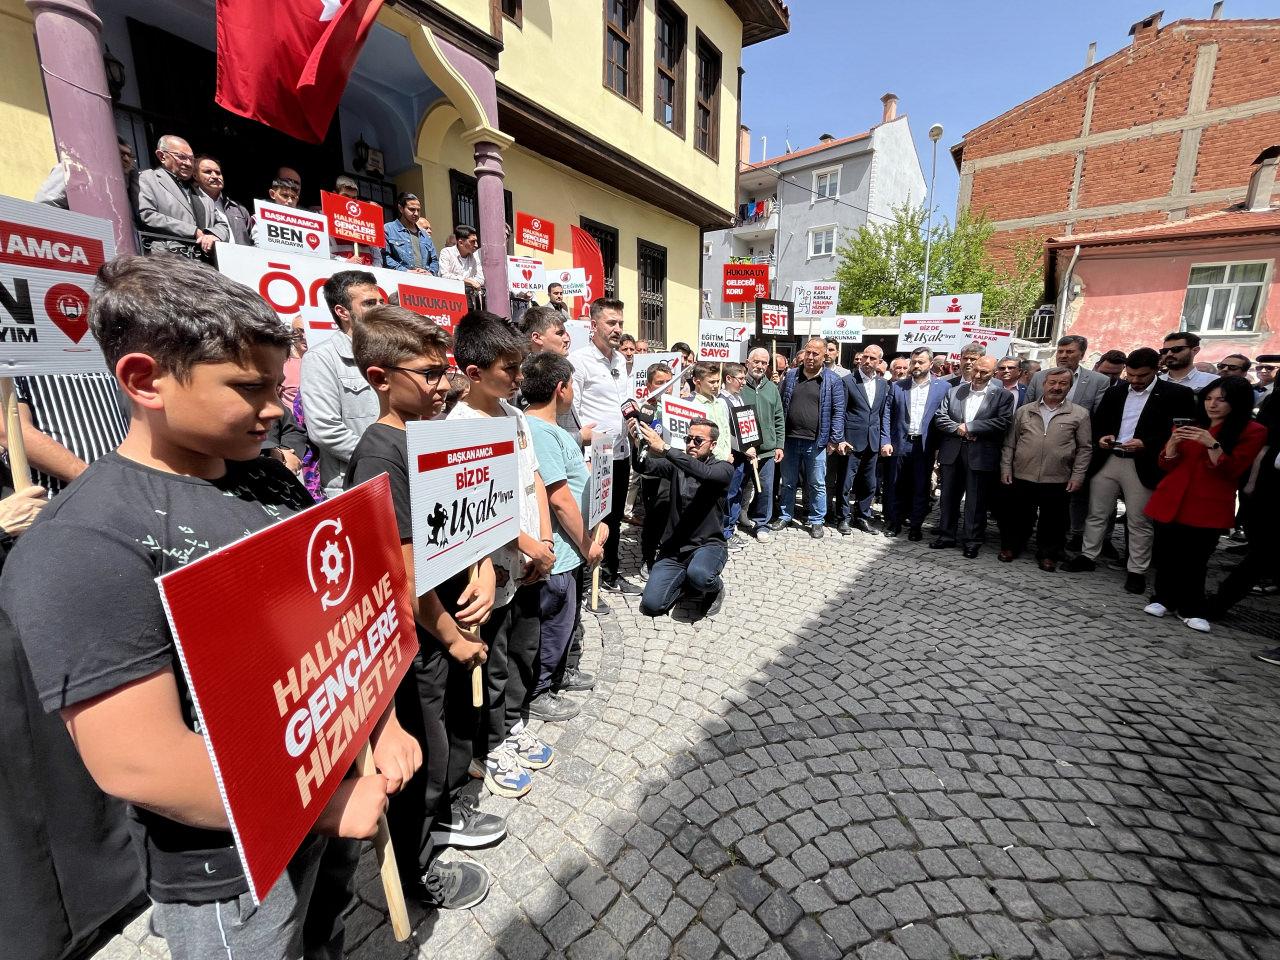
[
  {"left": 0, "top": 257, "right": 416, "bottom": 957},
  {"left": 346, "top": 303, "right": 502, "bottom": 910}
]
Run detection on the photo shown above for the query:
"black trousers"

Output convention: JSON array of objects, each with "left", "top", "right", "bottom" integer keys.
[
  {"left": 839, "top": 447, "right": 879, "bottom": 522},
  {"left": 478, "top": 582, "right": 543, "bottom": 755},
  {"left": 938, "top": 456, "right": 995, "bottom": 547},
  {"left": 1001, "top": 480, "right": 1069, "bottom": 559},
  {"left": 388, "top": 641, "right": 475, "bottom": 876},
  {"left": 1151, "top": 521, "right": 1222, "bottom": 619},
  {"left": 640, "top": 474, "right": 669, "bottom": 567},
  {"left": 604, "top": 457, "right": 630, "bottom": 580},
  {"left": 824, "top": 452, "right": 847, "bottom": 523},
  {"left": 884, "top": 440, "right": 933, "bottom": 531}
]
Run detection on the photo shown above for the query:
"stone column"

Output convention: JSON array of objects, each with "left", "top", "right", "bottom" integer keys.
[
  {"left": 472, "top": 139, "right": 508, "bottom": 318},
  {"left": 27, "top": 0, "right": 137, "bottom": 254}
]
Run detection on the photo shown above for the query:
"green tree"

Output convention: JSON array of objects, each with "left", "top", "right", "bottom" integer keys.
[{"left": 834, "top": 204, "right": 1045, "bottom": 328}]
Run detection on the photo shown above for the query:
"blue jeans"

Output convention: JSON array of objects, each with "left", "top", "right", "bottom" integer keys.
[
  {"left": 747, "top": 454, "right": 777, "bottom": 531},
  {"left": 779, "top": 437, "right": 827, "bottom": 525},
  {"left": 640, "top": 543, "right": 728, "bottom": 616},
  {"left": 723, "top": 462, "right": 746, "bottom": 538}
]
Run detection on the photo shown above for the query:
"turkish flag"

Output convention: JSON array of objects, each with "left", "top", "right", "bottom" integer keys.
[
  {"left": 216, "top": 0, "right": 385, "bottom": 144},
  {"left": 571, "top": 226, "right": 605, "bottom": 317}
]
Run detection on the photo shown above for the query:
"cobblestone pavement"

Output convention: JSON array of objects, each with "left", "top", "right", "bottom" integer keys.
[{"left": 96, "top": 521, "right": 1280, "bottom": 960}]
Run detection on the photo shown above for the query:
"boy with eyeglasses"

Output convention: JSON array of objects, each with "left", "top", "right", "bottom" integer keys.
[{"left": 345, "top": 304, "right": 502, "bottom": 911}]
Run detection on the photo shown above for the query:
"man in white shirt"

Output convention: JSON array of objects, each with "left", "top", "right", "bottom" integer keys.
[
  {"left": 883, "top": 348, "right": 951, "bottom": 540},
  {"left": 569, "top": 297, "right": 636, "bottom": 591},
  {"left": 1158, "top": 331, "right": 1219, "bottom": 393},
  {"left": 439, "top": 226, "right": 485, "bottom": 306}
]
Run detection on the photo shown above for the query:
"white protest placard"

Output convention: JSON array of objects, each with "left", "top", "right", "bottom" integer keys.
[
  {"left": 405, "top": 417, "right": 520, "bottom": 595},
  {"left": 632, "top": 352, "right": 682, "bottom": 401},
  {"left": 820, "top": 315, "right": 864, "bottom": 343},
  {"left": 252, "top": 200, "right": 330, "bottom": 259},
  {"left": 660, "top": 395, "right": 704, "bottom": 442},
  {"left": 0, "top": 194, "right": 114, "bottom": 375},
  {"left": 217, "top": 244, "right": 465, "bottom": 350},
  {"left": 793, "top": 281, "right": 840, "bottom": 318},
  {"left": 898, "top": 313, "right": 965, "bottom": 355},
  {"left": 928, "top": 293, "right": 983, "bottom": 324},
  {"left": 957, "top": 322, "right": 1014, "bottom": 361},
  {"left": 566, "top": 319, "right": 593, "bottom": 354},
  {"left": 697, "top": 319, "right": 749, "bottom": 362},
  {"left": 544, "top": 267, "right": 589, "bottom": 299},
  {"left": 507, "top": 256, "right": 546, "bottom": 296},
  {"left": 734, "top": 406, "right": 761, "bottom": 446},
  {"left": 585, "top": 433, "right": 612, "bottom": 528}
]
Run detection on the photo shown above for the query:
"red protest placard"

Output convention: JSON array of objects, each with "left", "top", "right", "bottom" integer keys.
[
  {"left": 157, "top": 476, "right": 416, "bottom": 903},
  {"left": 515, "top": 211, "right": 554, "bottom": 253},
  {"left": 722, "top": 262, "right": 770, "bottom": 303},
  {"left": 396, "top": 281, "right": 469, "bottom": 336},
  {"left": 321, "top": 191, "right": 386, "bottom": 247}
]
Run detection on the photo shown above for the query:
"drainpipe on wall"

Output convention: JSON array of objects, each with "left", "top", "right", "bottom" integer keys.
[
  {"left": 27, "top": 0, "right": 137, "bottom": 254},
  {"left": 1054, "top": 244, "right": 1081, "bottom": 346}
]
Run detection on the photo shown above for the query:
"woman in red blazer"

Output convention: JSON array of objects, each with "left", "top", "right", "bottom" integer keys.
[{"left": 1143, "top": 376, "right": 1266, "bottom": 633}]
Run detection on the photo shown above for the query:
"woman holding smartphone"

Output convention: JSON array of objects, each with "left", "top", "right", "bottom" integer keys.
[{"left": 1142, "top": 376, "right": 1267, "bottom": 632}]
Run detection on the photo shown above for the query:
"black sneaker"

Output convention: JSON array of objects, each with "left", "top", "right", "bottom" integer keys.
[
  {"left": 411, "top": 859, "right": 491, "bottom": 910},
  {"left": 704, "top": 585, "right": 727, "bottom": 617},
  {"left": 1062, "top": 555, "right": 1096, "bottom": 573},
  {"left": 604, "top": 576, "right": 642, "bottom": 595},
  {"left": 810, "top": 524, "right": 824, "bottom": 539},
  {"left": 767, "top": 519, "right": 786, "bottom": 532},
  {"left": 528, "top": 690, "right": 580, "bottom": 722},
  {"left": 558, "top": 667, "right": 596, "bottom": 692},
  {"left": 429, "top": 796, "right": 507, "bottom": 849},
  {"left": 1254, "top": 646, "right": 1280, "bottom": 666}
]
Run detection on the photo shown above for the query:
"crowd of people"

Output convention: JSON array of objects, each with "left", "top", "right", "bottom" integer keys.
[{"left": 3, "top": 142, "right": 1280, "bottom": 957}]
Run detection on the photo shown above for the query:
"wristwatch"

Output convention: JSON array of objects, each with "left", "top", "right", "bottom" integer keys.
[{"left": 1209, "top": 441, "right": 1222, "bottom": 451}]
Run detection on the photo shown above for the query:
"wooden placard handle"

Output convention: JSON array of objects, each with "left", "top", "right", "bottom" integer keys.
[
  {"left": 355, "top": 743, "right": 411, "bottom": 942},
  {"left": 1, "top": 378, "right": 31, "bottom": 487}
]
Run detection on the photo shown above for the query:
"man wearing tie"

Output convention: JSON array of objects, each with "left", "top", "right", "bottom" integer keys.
[
  {"left": 932, "top": 356, "right": 1016, "bottom": 558},
  {"left": 836, "top": 344, "right": 890, "bottom": 535},
  {"left": 883, "top": 348, "right": 952, "bottom": 540}
]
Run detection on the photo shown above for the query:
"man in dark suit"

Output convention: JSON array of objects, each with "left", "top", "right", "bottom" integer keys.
[
  {"left": 883, "top": 347, "right": 952, "bottom": 540},
  {"left": 932, "top": 356, "right": 1016, "bottom": 558},
  {"left": 1064, "top": 347, "right": 1195, "bottom": 593},
  {"left": 995, "top": 356, "right": 1027, "bottom": 407},
  {"left": 835, "top": 345, "right": 890, "bottom": 535}
]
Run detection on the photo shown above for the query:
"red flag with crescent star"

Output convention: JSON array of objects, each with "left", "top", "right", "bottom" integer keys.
[
  {"left": 216, "top": 0, "right": 384, "bottom": 143},
  {"left": 571, "top": 225, "right": 606, "bottom": 317}
]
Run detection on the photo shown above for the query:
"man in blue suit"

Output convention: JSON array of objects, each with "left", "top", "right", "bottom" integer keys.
[
  {"left": 883, "top": 347, "right": 951, "bottom": 540},
  {"left": 773, "top": 338, "right": 847, "bottom": 539},
  {"left": 836, "top": 344, "right": 891, "bottom": 535},
  {"left": 932, "top": 355, "right": 1016, "bottom": 558}
]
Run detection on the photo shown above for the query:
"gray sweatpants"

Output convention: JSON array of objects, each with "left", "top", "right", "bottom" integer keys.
[{"left": 152, "top": 836, "right": 355, "bottom": 960}]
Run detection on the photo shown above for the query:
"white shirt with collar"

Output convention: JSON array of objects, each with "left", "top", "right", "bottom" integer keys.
[
  {"left": 1035, "top": 398, "right": 1065, "bottom": 430},
  {"left": 963, "top": 385, "right": 990, "bottom": 425},
  {"left": 1160, "top": 367, "right": 1218, "bottom": 394},
  {"left": 570, "top": 341, "right": 630, "bottom": 459},
  {"left": 1117, "top": 382, "right": 1154, "bottom": 444},
  {"left": 859, "top": 371, "right": 878, "bottom": 405},
  {"left": 908, "top": 376, "right": 931, "bottom": 434},
  {"left": 1064, "top": 367, "right": 1082, "bottom": 403}
]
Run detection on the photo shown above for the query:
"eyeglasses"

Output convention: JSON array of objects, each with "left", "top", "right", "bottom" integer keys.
[
  {"left": 685, "top": 436, "right": 710, "bottom": 448},
  {"left": 1257, "top": 365, "right": 1276, "bottom": 372},
  {"left": 163, "top": 150, "right": 194, "bottom": 162},
  {"left": 1217, "top": 363, "right": 1247, "bottom": 372},
  {"left": 1158, "top": 345, "right": 1190, "bottom": 355},
  {"left": 387, "top": 365, "right": 450, "bottom": 387}
]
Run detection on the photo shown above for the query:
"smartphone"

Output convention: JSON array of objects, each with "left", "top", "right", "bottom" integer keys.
[{"left": 1171, "top": 417, "right": 1194, "bottom": 428}]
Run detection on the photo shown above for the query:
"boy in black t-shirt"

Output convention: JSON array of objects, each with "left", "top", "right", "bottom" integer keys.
[
  {"left": 0, "top": 256, "right": 418, "bottom": 958},
  {"left": 345, "top": 304, "right": 503, "bottom": 910}
]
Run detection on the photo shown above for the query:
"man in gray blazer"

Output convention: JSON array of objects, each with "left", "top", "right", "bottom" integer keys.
[
  {"left": 136, "top": 134, "right": 230, "bottom": 255},
  {"left": 931, "top": 356, "right": 1016, "bottom": 558},
  {"left": 1024, "top": 334, "right": 1110, "bottom": 546}
]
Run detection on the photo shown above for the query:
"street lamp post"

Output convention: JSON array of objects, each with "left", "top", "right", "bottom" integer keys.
[{"left": 920, "top": 122, "right": 944, "bottom": 311}]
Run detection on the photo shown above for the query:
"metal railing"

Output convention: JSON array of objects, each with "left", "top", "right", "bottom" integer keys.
[{"left": 1018, "top": 306, "right": 1056, "bottom": 343}]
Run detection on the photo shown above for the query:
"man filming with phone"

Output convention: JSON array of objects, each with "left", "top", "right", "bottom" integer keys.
[{"left": 1064, "top": 348, "right": 1196, "bottom": 594}]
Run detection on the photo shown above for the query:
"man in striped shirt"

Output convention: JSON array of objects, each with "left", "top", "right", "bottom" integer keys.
[{"left": 8, "top": 374, "right": 128, "bottom": 495}]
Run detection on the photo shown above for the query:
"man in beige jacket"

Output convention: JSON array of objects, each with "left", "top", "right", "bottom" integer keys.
[{"left": 999, "top": 367, "right": 1092, "bottom": 571}]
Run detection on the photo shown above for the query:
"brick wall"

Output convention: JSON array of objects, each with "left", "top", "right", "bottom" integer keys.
[{"left": 960, "top": 19, "right": 1280, "bottom": 267}]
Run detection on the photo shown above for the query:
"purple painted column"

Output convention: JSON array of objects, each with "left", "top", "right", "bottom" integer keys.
[
  {"left": 27, "top": 0, "right": 137, "bottom": 254},
  {"left": 473, "top": 140, "right": 509, "bottom": 318}
]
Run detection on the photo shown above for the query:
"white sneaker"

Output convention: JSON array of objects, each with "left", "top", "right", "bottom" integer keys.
[
  {"left": 754, "top": 528, "right": 772, "bottom": 544},
  {"left": 1143, "top": 602, "right": 1168, "bottom": 618},
  {"left": 1181, "top": 616, "right": 1211, "bottom": 633}
]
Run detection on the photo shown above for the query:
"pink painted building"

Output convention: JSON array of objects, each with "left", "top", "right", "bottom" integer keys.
[{"left": 1047, "top": 148, "right": 1280, "bottom": 364}]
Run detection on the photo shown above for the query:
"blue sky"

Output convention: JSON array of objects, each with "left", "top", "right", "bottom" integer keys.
[{"left": 741, "top": 0, "right": 1278, "bottom": 224}]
